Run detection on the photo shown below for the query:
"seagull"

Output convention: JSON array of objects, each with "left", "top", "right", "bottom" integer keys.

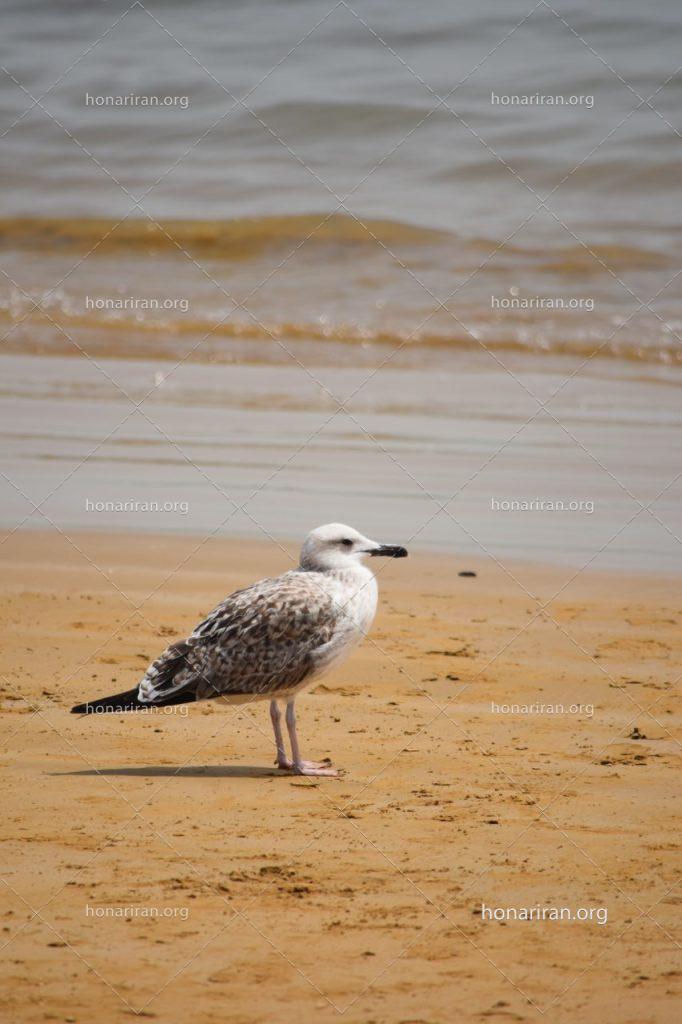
[{"left": 71, "top": 524, "right": 407, "bottom": 776}]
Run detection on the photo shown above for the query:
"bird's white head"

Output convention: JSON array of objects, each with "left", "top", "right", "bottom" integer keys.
[{"left": 299, "top": 523, "right": 408, "bottom": 572}]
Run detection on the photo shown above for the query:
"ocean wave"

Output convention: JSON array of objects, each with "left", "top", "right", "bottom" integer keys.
[
  {"left": 0, "top": 215, "right": 675, "bottom": 275},
  {"left": 1, "top": 302, "right": 678, "bottom": 366},
  {"left": 1, "top": 215, "right": 678, "bottom": 367},
  {"left": 0, "top": 214, "right": 450, "bottom": 259}
]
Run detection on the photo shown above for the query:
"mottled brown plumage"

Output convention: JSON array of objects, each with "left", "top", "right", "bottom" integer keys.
[{"left": 138, "top": 571, "right": 344, "bottom": 704}]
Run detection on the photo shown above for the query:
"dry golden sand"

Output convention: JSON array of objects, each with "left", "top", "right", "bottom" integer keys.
[{"left": 1, "top": 530, "right": 680, "bottom": 1024}]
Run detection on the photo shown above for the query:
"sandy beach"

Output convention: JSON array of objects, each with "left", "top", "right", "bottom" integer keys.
[{"left": 1, "top": 529, "right": 679, "bottom": 1023}]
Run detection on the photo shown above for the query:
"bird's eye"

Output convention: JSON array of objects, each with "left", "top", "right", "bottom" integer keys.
[{"left": 340, "top": 538, "right": 353, "bottom": 547}]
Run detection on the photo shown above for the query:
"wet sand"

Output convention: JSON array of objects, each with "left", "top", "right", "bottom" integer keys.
[
  {"left": 1, "top": 529, "right": 680, "bottom": 1023},
  {"left": 3, "top": 350, "right": 681, "bottom": 573}
]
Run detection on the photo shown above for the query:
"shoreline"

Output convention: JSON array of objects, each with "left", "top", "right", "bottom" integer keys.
[
  {"left": 3, "top": 349, "right": 680, "bottom": 576},
  {"left": 3, "top": 524, "right": 682, "bottom": 583}
]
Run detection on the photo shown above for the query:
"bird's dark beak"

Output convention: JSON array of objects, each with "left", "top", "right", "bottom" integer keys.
[{"left": 367, "top": 544, "right": 408, "bottom": 558}]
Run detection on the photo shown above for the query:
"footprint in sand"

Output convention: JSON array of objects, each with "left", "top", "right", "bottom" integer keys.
[{"left": 596, "top": 638, "right": 670, "bottom": 660}]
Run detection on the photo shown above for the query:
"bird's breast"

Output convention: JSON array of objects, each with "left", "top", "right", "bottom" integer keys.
[
  {"left": 331, "top": 566, "right": 378, "bottom": 636},
  {"left": 300, "top": 568, "right": 378, "bottom": 685}
]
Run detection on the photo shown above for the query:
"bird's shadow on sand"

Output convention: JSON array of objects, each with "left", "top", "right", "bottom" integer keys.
[{"left": 54, "top": 765, "right": 283, "bottom": 779}]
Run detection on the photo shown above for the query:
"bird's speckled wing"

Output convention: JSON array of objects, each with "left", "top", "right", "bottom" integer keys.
[{"left": 137, "top": 571, "right": 340, "bottom": 704}]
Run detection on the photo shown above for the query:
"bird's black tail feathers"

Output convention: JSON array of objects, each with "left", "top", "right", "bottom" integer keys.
[{"left": 70, "top": 686, "right": 193, "bottom": 714}]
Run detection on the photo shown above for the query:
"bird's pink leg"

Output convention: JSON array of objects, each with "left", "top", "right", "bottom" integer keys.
[
  {"left": 270, "top": 700, "right": 291, "bottom": 770},
  {"left": 284, "top": 700, "right": 338, "bottom": 777}
]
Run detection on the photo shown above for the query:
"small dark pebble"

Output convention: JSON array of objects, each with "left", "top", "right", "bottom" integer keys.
[
  {"left": 458, "top": 571, "right": 477, "bottom": 577},
  {"left": 629, "top": 726, "right": 646, "bottom": 740}
]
